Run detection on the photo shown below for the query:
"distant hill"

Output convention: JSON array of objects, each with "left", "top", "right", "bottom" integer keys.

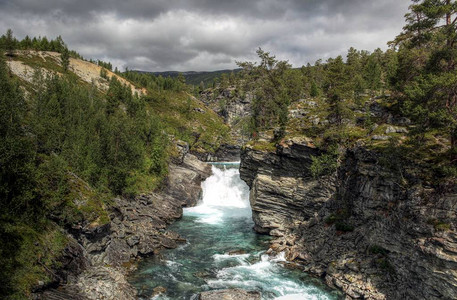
[{"left": 136, "top": 69, "right": 242, "bottom": 87}]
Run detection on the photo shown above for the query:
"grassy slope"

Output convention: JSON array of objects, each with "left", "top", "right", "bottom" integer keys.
[{"left": 146, "top": 90, "right": 231, "bottom": 153}]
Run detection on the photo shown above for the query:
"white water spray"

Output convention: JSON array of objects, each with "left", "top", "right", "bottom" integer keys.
[{"left": 185, "top": 164, "right": 251, "bottom": 224}]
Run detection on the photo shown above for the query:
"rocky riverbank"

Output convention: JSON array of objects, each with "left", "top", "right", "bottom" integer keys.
[
  {"left": 240, "top": 140, "right": 457, "bottom": 299},
  {"left": 33, "top": 144, "right": 211, "bottom": 300}
]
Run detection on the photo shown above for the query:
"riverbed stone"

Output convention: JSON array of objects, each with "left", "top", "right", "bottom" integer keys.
[{"left": 199, "top": 289, "right": 261, "bottom": 300}]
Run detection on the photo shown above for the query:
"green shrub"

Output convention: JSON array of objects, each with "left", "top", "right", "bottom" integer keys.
[
  {"left": 369, "top": 245, "right": 389, "bottom": 255},
  {"left": 427, "top": 218, "right": 451, "bottom": 232},
  {"left": 310, "top": 152, "right": 338, "bottom": 178},
  {"left": 335, "top": 222, "right": 355, "bottom": 232}
]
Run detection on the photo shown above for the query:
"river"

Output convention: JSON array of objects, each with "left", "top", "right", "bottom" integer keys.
[{"left": 129, "top": 163, "right": 341, "bottom": 299}]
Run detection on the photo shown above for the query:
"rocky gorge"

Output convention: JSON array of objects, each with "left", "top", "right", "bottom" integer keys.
[
  {"left": 239, "top": 139, "right": 457, "bottom": 299},
  {"left": 33, "top": 143, "right": 212, "bottom": 300}
]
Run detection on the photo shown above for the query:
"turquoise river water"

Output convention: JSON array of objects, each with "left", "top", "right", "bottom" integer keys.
[{"left": 129, "top": 163, "right": 342, "bottom": 300}]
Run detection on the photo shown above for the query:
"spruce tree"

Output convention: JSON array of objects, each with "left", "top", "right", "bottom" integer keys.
[{"left": 394, "top": 0, "right": 457, "bottom": 162}]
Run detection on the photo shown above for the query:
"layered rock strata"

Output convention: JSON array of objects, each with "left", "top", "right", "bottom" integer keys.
[{"left": 240, "top": 141, "right": 457, "bottom": 300}]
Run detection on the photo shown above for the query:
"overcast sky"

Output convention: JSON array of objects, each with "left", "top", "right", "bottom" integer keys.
[{"left": 0, "top": 0, "right": 411, "bottom": 72}]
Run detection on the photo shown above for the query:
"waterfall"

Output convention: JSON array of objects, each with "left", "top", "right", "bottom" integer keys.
[
  {"left": 129, "top": 163, "right": 341, "bottom": 300},
  {"left": 185, "top": 164, "right": 251, "bottom": 224}
]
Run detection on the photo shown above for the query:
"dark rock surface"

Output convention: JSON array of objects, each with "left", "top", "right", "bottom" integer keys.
[
  {"left": 199, "top": 288, "right": 261, "bottom": 300},
  {"left": 240, "top": 142, "right": 457, "bottom": 300},
  {"left": 191, "top": 144, "right": 241, "bottom": 162}
]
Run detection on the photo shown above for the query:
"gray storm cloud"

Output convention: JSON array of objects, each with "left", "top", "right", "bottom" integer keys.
[{"left": 0, "top": 0, "right": 410, "bottom": 71}]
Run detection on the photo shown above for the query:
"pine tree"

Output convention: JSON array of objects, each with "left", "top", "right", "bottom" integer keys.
[
  {"left": 324, "top": 56, "right": 352, "bottom": 125},
  {"left": 394, "top": 0, "right": 457, "bottom": 162},
  {"left": 61, "top": 47, "right": 70, "bottom": 72},
  {"left": 237, "top": 48, "right": 292, "bottom": 137},
  {"left": 4, "top": 29, "right": 15, "bottom": 56}
]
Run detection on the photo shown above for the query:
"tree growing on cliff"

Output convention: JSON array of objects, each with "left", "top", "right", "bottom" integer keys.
[
  {"left": 324, "top": 56, "right": 353, "bottom": 126},
  {"left": 237, "top": 48, "right": 292, "bottom": 139},
  {"left": 394, "top": 0, "right": 457, "bottom": 163}
]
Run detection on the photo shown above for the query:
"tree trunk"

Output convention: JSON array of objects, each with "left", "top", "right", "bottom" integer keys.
[{"left": 451, "top": 125, "right": 457, "bottom": 165}]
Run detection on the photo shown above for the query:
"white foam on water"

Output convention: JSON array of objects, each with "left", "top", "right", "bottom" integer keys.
[
  {"left": 213, "top": 253, "right": 251, "bottom": 261},
  {"left": 184, "top": 165, "right": 250, "bottom": 224},
  {"left": 165, "top": 260, "right": 183, "bottom": 272},
  {"left": 205, "top": 251, "right": 333, "bottom": 299},
  {"left": 274, "top": 294, "right": 317, "bottom": 300},
  {"left": 150, "top": 295, "right": 170, "bottom": 300}
]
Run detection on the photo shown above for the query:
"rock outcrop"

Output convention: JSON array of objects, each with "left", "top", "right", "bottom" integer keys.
[
  {"left": 240, "top": 141, "right": 457, "bottom": 300},
  {"left": 34, "top": 148, "right": 211, "bottom": 299},
  {"left": 166, "top": 152, "right": 212, "bottom": 206},
  {"left": 199, "top": 87, "right": 252, "bottom": 146},
  {"left": 200, "top": 87, "right": 252, "bottom": 127},
  {"left": 192, "top": 144, "right": 242, "bottom": 162}
]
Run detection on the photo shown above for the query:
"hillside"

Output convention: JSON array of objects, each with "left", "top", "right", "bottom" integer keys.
[
  {"left": 141, "top": 69, "right": 241, "bottom": 86},
  {"left": 0, "top": 47, "right": 231, "bottom": 300},
  {"left": 8, "top": 50, "right": 146, "bottom": 96}
]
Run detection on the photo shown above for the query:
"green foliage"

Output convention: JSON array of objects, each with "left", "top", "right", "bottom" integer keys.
[
  {"left": 0, "top": 53, "right": 40, "bottom": 299},
  {"left": 129, "top": 76, "right": 230, "bottom": 154},
  {"left": 0, "top": 30, "right": 82, "bottom": 59},
  {"left": 0, "top": 56, "right": 37, "bottom": 220},
  {"left": 427, "top": 218, "right": 452, "bottom": 231},
  {"left": 310, "top": 80, "right": 320, "bottom": 97},
  {"left": 60, "top": 45, "right": 70, "bottom": 72},
  {"left": 393, "top": 0, "right": 457, "bottom": 165},
  {"left": 310, "top": 150, "right": 338, "bottom": 178},
  {"left": 4, "top": 223, "right": 69, "bottom": 299},
  {"left": 97, "top": 60, "right": 113, "bottom": 71},
  {"left": 100, "top": 67, "right": 108, "bottom": 79},
  {"left": 0, "top": 49, "right": 175, "bottom": 297},
  {"left": 324, "top": 209, "right": 354, "bottom": 232},
  {"left": 246, "top": 140, "right": 277, "bottom": 152},
  {"left": 324, "top": 56, "right": 353, "bottom": 125},
  {"left": 237, "top": 48, "right": 293, "bottom": 136},
  {"left": 335, "top": 222, "right": 355, "bottom": 232},
  {"left": 376, "top": 258, "right": 396, "bottom": 275},
  {"left": 4, "top": 28, "right": 15, "bottom": 56},
  {"left": 123, "top": 70, "right": 188, "bottom": 92},
  {"left": 369, "top": 245, "right": 389, "bottom": 255}
]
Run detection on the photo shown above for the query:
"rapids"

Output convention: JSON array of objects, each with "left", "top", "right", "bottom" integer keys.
[{"left": 129, "top": 163, "right": 341, "bottom": 299}]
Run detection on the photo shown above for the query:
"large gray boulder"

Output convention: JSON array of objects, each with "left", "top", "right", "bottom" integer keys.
[{"left": 200, "top": 289, "right": 261, "bottom": 300}]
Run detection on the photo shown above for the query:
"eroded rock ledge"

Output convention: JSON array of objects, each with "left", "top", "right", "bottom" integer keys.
[
  {"left": 240, "top": 139, "right": 457, "bottom": 300},
  {"left": 34, "top": 148, "right": 211, "bottom": 300}
]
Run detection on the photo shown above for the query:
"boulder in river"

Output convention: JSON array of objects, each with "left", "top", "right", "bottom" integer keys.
[{"left": 199, "top": 288, "right": 261, "bottom": 300}]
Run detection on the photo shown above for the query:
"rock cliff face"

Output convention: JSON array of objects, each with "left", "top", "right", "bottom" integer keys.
[
  {"left": 35, "top": 149, "right": 211, "bottom": 300},
  {"left": 240, "top": 142, "right": 457, "bottom": 300},
  {"left": 199, "top": 87, "right": 252, "bottom": 127},
  {"left": 199, "top": 87, "right": 252, "bottom": 148}
]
